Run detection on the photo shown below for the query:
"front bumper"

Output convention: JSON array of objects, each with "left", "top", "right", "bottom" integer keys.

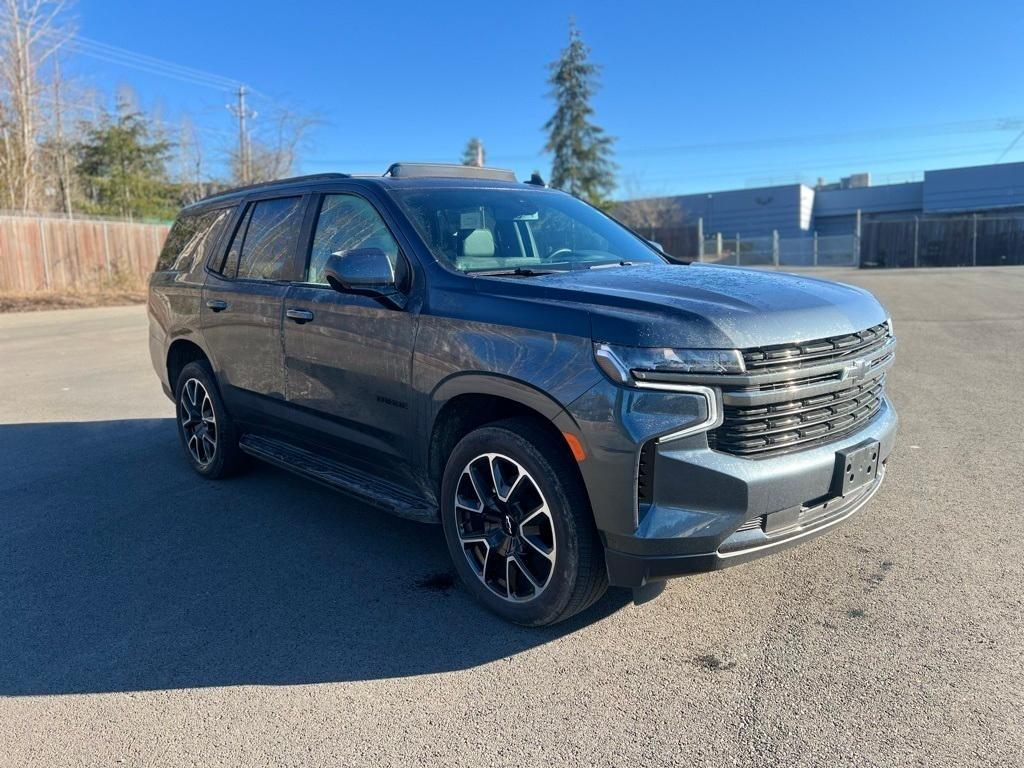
[
  {"left": 561, "top": 382, "right": 898, "bottom": 588},
  {"left": 604, "top": 459, "right": 887, "bottom": 587}
]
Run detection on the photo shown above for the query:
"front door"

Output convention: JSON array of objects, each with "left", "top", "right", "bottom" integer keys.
[
  {"left": 201, "top": 194, "right": 308, "bottom": 423},
  {"left": 282, "top": 191, "right": 418, "bottom": 485}
]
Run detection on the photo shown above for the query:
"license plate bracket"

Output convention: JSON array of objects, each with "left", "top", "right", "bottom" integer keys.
[{"left": 834, "top": 440, "right": 881, "bottom": 496}]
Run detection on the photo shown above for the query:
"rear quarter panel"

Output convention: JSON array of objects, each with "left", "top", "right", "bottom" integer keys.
[{"left": 147, "top": 254, "right": 210, "bottom": 394}]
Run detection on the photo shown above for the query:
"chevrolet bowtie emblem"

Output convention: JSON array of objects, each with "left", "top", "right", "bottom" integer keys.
[{"left": 843, "top": 359, "right": 870, "bottom": 382}]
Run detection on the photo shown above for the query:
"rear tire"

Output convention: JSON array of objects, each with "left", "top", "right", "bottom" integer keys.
[
  {"left": 440, "top": 418, "right": 607, "bottom": 626},
  {"left": 174, "top": 361, "right": 245, "bottom": 479}
]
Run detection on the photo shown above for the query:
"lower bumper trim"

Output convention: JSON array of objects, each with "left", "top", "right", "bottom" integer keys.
[{"left": 604, "top": 463, "right": 886, "bottom": 588}]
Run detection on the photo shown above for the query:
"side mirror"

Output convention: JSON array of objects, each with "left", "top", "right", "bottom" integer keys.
[
  {"left": 647, "top": 239, "right": 664, "bottom": 253},
  {"left": 323, "top": 248, "right": 406, "bottom": 308}
]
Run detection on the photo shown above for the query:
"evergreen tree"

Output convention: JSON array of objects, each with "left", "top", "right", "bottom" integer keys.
[
  {"left": 543, "top": 21, "right": 616, "bottom": 207},
  {"left": 461, "top": 137, "right": 485, "bottom": 167},
  {"left": 75, "top": 101, "right": 176, "bottom": 220}
]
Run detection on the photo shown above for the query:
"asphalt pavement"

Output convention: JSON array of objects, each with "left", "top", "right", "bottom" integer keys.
[{"left": 1, "top": 267, "right": 1021, "bottom": 767}]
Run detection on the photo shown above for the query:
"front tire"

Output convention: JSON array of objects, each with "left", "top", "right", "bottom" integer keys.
[
  {"left": 440, "top": 418, "right": 607, "bottom": 626},
  {"left": 174, "top": 361, "right": 244, "bottom": 479}
]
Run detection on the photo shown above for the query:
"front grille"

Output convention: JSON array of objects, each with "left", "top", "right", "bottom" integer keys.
[
  {"left": 636, "top": 440, "right": 656, "bottom": 506},
  {"left": 735, "top": 516, "right": 765, "bottom": 533},
  {"left": 709, "top": 375, "right": 886, "bottom": 457},
  {"left": 742, "top": 322, "right": 889, "bottom": 373}
]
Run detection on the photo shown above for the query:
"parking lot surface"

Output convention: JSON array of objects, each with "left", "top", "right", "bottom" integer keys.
[{"left": 1, "top": 267, "right": 1021, "bottom": 767}]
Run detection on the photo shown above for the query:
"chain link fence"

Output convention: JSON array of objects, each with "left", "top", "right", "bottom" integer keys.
[{"left": 647, "top": 213, "right": 1024, "bottom": 268}]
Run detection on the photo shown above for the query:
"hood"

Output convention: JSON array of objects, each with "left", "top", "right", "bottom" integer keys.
[{"left": 474, "top": 263, "right": 888, "bottom": 349}]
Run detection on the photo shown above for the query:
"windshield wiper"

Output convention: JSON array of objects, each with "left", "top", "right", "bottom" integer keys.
[
  {"left": 580, "top": 260, "right": 634, "bottom": 270},
  {"left": 468, "top": 267, "right": 559, "bottom": 277}
]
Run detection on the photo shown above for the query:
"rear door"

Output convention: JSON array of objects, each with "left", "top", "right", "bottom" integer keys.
[
  {"left": 281, "top": 189, "right": 419, "bottom": 485},
  {"left": 201, "top": 194, "right": 309, "bottom": 423}
]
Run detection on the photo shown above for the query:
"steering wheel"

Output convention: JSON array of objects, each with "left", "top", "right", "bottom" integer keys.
[{"left": 543, "top": 247, "right": 573, "bottom": 262}]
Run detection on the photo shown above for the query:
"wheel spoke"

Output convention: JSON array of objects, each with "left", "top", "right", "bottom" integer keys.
[
  {"left": 201, "top": 394, "right": 215, "bottom": 425},
  {"left": 521, "top": 531, "right": 555, "bottom": 562},
  {"left": 461, "top": 469, "right": 485, "bottom": 512},
  {"left": 504, "top": 556, "right": 514, "bottom": 599},
  {"left": 500, "top": 469, "right": 525, "bottom": 504},
  {"left": 519, "top": 504, "right": 548, "bottom": 528},
  {"left": 512, "top": 554, "right": 541, "bottom": 590}
]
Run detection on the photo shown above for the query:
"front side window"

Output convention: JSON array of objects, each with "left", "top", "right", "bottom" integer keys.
[
  {"left": 392, "top": 187, "right": 665, "bottom": 273},
  {"left": 219, "top": 196, "right": 304, "bottom": 280},
  {"left": 306, "top": 194, "right": 401, "bottom": 284}
]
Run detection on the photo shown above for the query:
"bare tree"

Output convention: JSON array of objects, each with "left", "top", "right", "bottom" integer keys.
[
  {"left": 0, "top": 0, "right": 73, "bottom": 211},
  {"left": 175, "top": 116, "right": 205, "bottom": 204},
  {"left": 229, "top": 105, "right": 318, "bottom": 185},
  {"left": 612, "top": 177, "right": 681, "bottom": 240}
]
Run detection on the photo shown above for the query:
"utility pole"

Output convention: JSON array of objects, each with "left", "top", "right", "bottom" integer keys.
[{"left": 227, "top": 86, "right": 256, "bottom": 184}]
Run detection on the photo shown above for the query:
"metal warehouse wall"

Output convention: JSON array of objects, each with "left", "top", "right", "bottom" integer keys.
[
  {"left": 815, "top": 182, "right": 923, "bottom": 217},
  {"left": 923, "top": 161, "right": 1024, "bottom": 213},
  {"left": 653, "top": 184, "right": 810, "bottom": 238}
]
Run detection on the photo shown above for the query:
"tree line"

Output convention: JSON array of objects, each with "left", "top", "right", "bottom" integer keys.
[
  {"left": 0, "top": 0, "right": 317, "bottom": 221},
  {"left": 2, "top": 2, "right": 622, "bottom": 222}
]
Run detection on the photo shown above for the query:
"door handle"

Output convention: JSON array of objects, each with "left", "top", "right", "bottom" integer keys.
[
  {"left": 206, "top": 299, "right": 228, "bottom": 312},
  {"left": 286, "top": 308, "right": 315, "bottom": 324}
]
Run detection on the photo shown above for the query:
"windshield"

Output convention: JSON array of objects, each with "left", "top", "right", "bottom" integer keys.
[{"left": 391, "top": 186, "right": 666, "bottom": 273}]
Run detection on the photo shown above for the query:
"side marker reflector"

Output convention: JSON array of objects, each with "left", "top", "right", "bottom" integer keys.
[{"left": 563, "top": 432, "right": 586, "bottom": 462}]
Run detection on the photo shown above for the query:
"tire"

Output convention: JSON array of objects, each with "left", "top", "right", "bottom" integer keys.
[
  {"left": 174, "top": 360, "right": 245, "bottom": 479},
  {"left": 440, "top": 418, "right": 608, "bottom": 626}
]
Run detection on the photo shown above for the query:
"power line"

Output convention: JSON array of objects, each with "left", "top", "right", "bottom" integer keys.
[
  {"left": 65, "top": 33, "right": 243, "bottom": 90},
  {"left": 637, "top": 142, "right": 1012, "bottom": 189},
  {"left": 995, "top": 128, "right": 1024, "bottom": 163},
  {"left": 0, "top": 12, "right": 267, "bottom": 97},
  {"left": 302, "top": 116, "right": 1024, "bottom": 169}
]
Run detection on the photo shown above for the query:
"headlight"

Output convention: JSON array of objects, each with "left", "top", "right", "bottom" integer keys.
[{"left": 594, "top": 342, "right": 745, "bottom": 385}]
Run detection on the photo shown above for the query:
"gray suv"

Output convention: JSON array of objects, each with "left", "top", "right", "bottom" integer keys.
[{"left": 149, "top": 163, "right": 897, "bottom": 626}]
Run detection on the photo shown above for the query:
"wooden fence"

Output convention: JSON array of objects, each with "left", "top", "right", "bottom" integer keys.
[{"left": 0, "top": 212, "right": 170, "bottom": 293}]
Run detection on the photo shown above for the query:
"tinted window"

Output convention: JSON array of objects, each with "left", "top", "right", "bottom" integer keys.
[
  {"left": 219, "top": 205, "right": 252, "bottom": 277},
  {"left": 220, "top": 196, "right": 304, "bottom": 280},
  {"left": 156, "top": 208, "right": 230, "bottom": 272},
  {"left": 307, "top": 194, "right": 401, "bottom": 284},
  {"left": 393, "top": 187, "right": 665, "bottom": 273}
]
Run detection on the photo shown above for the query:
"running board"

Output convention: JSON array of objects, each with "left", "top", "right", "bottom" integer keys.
[{"left": 238, "top": 434, "right": 437, "bottom": 524}]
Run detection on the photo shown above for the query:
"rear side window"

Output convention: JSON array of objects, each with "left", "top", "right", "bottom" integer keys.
[
  {"left": 217, "top": 196, "right": 304, "bottom": 280},
  {"left": 155, "top": 208, "right": 231, "bottom": 273}
]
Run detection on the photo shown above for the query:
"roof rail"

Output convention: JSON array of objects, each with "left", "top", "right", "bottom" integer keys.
[
  {"left": 384, "top": 163, "right": 517, "bottom": 182},
  {"left": 191, "top": 172, "right": 351, "bottom": 206}
]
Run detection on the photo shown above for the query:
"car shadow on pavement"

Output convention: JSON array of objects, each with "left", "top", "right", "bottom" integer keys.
[{"left": 0, "top": 419, "right": 630, "bottom": 696}]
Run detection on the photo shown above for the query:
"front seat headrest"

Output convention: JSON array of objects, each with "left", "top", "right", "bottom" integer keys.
[{"left": 461, "top": 228, "right": 495, "bottom": 259}]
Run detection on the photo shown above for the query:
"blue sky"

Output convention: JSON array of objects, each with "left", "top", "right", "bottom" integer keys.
[{"left": 69, "top": 0, "right": 1024, "bottom": 196}]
